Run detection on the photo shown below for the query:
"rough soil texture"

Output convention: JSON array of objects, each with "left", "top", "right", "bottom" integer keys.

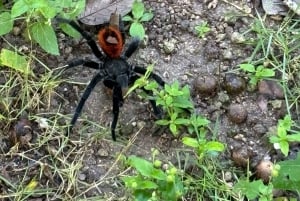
[{"left": 1, "top": 0, "right": 300, "bottom": 200}]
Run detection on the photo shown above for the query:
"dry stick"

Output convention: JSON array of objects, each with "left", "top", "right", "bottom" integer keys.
[{"left": 220, "top": 0, "right": 255, "bottom": 18}]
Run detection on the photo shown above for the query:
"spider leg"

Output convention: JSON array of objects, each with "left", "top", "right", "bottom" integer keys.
[
  {"left": 123, "top": 38, "right": 140, "bottom": 58},
  {"left": 66, "top": 72, "right": 104, "bottom": 136},
  {"left": 56, "top": 18, "right": 104, "bottom": 60},
  {"left": 130, "top": 74, "right": 163, "bottom": 118},
  {"left": 111, "top": 84, "right": 123, "bottom": 141}
]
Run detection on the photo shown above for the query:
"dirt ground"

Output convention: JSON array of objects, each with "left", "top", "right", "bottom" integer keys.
[{"left": 1, "top": 0, "right": 300, "bottom": 200}]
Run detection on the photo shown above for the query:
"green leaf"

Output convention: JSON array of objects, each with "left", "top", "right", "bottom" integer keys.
[
  {"left": 122, "top": 176, "right": 158, "bottom": 190},
  {"left": 129, "top": 156, "right": 154, "bottom": 177},
  {"left": 130, "top": 22, "right": 145, "bottom": 39},
  {"left": 128, "top": 156, "right": 166, "bottom": 180},
  {"left": 122, "top": 15, "right": 133, "bottom": 21},
  {"left": 165, "top": 96, "right": 173, "bottom": 106},
  {"left": 182, "top": 137, "right": 199, "bottom": 148},
  {"left": 140, "top": 12, "right": 153, "bottom": 22},
  {"left": 170, "top": 123, "right": 177, "bottom": 134},
  {"left": 173, "top": 97, "right": 194, "bottom": 109},
  {"left": 156, "top": 119, "right": 170, "bottom": 126},
  {"left": 279, "top": 115, "right": 292, "bottom": 130},
  {"left": 11, "top": 0, "right": 29, "bottom": 18},
  {"left": 0, "top": 12, "right": 13, "bottom": 36},
  {"left": 59, "top": 23, "right": 80, "bottom": 39},
  {"left": 286, "top": 134, "right": 300, "bottom": 142},
  {"left": 279, "top": 141, "right": 289, "bottom": 157},
  {"left": 273, "top": 153, "right": 300, "bottom": 191},
  {"left": 256, "top": 66, "right": 275, "bottom": 77},
  {"left": 269, "top": 135, "right": 280, "bottom": 143},
  {"left": 249, "top": 77, "right": 258, "bottom": 86},
  {"left": 204, "top": 141, "right": 225, "bottom": 152},
  {"left": 144, "top": 81, "right": 158, "bottom": 90},
  {"left": 277, "top": 125, "right": 287, "bottom": 138},
  {"left": 132, "top": 1, "right": 144, "bottom": 19},
  {"left": 234, "top": 179, "right": 265, "bottom": 200},
  {"left": 39, "top": 6, "right": 57, "bottom": 19},
  {"left": 31, "top": 22, "right": 59, "bottom": 55},
  {"left": 174, "top": 118, "right": 190, "bottom": 125},
  {"left": 240, "top": 63, "right": 256, "bottom": 73},
  {"left": 0, "top": 49, "right": 32, "bottom": 75}
]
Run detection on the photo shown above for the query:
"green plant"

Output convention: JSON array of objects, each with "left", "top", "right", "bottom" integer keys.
[
  {"left": 182, "top": 116, "right": 225, "bottom": 161},
  {"left": 269, "top": 114, "right": 300, "bottom": 157},
  {"left": 195, "top": 21, "right": 210, "bottom": 38},
  {"left": 0, "top": 0, "right": 85, "bottom": 55},
  {"left": 123, "top": 0, "right": 153, "bottom": 39},
  {"left": 127, "top": 65, "right": 194, "bottom": 136},
  {"left": 239, "top": 63, "right": 275, "bottom": 87},
  {"left": 272, "top": 153, "right": 300, "bottom": 191},
  {"left": 234, "top": 179, "right": 273, "bottom": 201},
  {"left": 122, "top": 150, "right": 185, "bottom": 201}
]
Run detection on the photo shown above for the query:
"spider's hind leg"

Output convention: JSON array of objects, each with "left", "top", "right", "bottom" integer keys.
[
  {"left": 66, "top": 73, "right": 104, "bottom": 136},
  {"left": 130, "top": 72, "right": 165, "bottom": 119}
]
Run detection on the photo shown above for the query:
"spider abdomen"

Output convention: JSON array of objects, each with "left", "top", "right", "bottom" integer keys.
[{"left": 98, "top": 26, "right": 124, "bottom": 58}]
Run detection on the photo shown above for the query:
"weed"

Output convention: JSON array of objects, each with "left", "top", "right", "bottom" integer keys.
[
  {"left": 195, "top": 21, "right": 210, "bottom": 38},
  {"left": 0, "top": 0, "right": 85, "bottom": 55},
  {"left": 234, "top": 179, "right": 273, "bottom": 201},
  {"left": 272, "top": 153, "right": 300, "bottom": 191},
  {"left": 239, "top": 63, "right": 275, "bottom": 87},
  {"left": 123, "top": 0, "right": 153, "bottom": 39},
  {"left": 269, "top": 114, "right": 300, "bottom": 157},
  {"left": 122, "top": 149, "right": 185, "bottom": 201}
]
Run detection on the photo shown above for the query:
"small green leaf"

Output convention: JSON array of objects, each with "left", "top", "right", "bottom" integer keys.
[
  {"left": 31, "top": 22, "right": 59, "bottom": 55},
  {"left": 144, "top": 81, "right": 158, "bottom": 90},
  {"left": 170, "top": 123, "right": 177, "bottom": 134},
  {"left": 170, "top": 112, "right": 178, "bottom": 121},
  {"left": 286, "top": 134, "right": 300, "bottom": 142},
  {"left": 165, "top": 96, "right": 173, "bottom": 106},
  {"left": 256, "top": 66, "right": 275, "bottom": 77},
  {"left": 279, "top": 140, "right": 289, "bottom": 157},
  {"left": 269, "top": 135, "right": 280, "bottom": 143},
  {"left": 240, "top": 63, "right": 256, "bottom": 73},
  {"left": 129, "top": 22, "right": 145, "bottom": 39},
  {"left": 0, "top": 49, "right": 32, "bottom": 75},
  {"left": 122, "top": 15, "right": 133, "bottom": 21},
  {"left": 156, "top": 119, "right": 170, "bottom": 126},
  {"left": 204, "top": 141, "right": 225, "bottom": 152},
  {"left": 132, "top": 1, "right": 144, "bottom": 19},
  {"left": 182, "top": 137, "right": 199, "bottom": 148},
  {"left": 140, "top": 12, "right": 153, "bottom": 22},
  {"left": 39, "top": 6, "right": 57, "bottom": 19},
  {"left": 279, "top": 115, "right": 292, "bottom": 130},
  {"left": 0, "top": 12, "right": 13, "bottom": 36},
  {"left": 11, "top": 0, "right": 29, "bottom": 18},
  {"left": 249, "top": 77, "right": 258, "bottom": 86},
  {"left": 128, "top": 156, "right": 154, "bottom": 177},
  {"left": 277, "top": 125, "right": 287, "bottom": 138},
  {"left": 174, "top": 118, "right": 190, "bottom": 125},
  {"left": 273, "top": 153, "right": 300, "bottom": 191},
  {"left": 234, "top": 179, "right": 264, "bottom": 200},
  {"left": 60, "top": 23, "right": 80, "bottom": 39}
]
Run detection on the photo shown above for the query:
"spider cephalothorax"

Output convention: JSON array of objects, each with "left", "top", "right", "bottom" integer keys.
[{"left": 58, "top": 13, "right": 165, "bottom": 141}]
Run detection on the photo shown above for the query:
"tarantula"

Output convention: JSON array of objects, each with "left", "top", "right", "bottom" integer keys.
[{"left": 58, "top": 13, "right": 165, "bottom": 141}]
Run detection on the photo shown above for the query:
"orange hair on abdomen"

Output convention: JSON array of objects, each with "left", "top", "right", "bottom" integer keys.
[{"left": 98, "top": 26, "right": 124, "bottom": 58}]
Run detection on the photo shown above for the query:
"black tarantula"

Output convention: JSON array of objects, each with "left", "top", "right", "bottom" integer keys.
[{"left": 58, "top": 13, "right": 165, "bottom": 141}]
